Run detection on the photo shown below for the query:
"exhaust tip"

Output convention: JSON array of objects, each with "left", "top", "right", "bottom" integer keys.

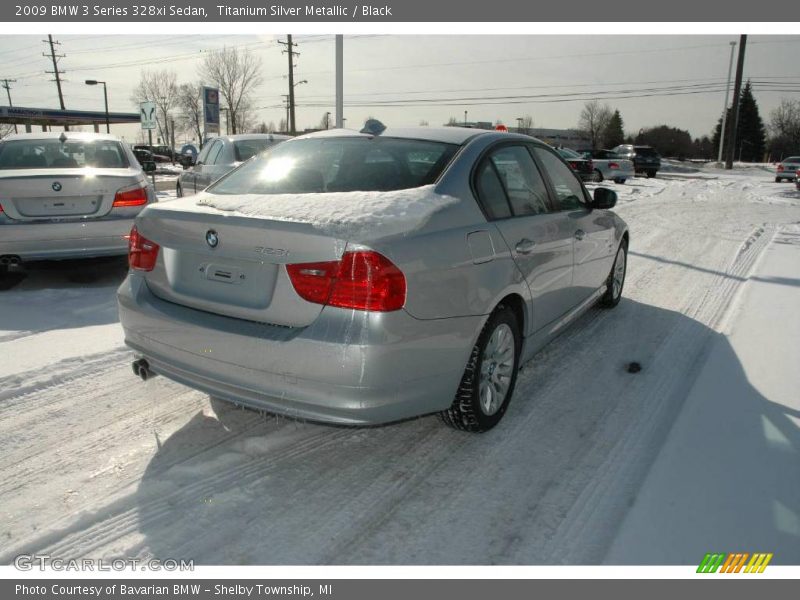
[{"left": 132, "top": 358, "right": 153, "bottom": 381}]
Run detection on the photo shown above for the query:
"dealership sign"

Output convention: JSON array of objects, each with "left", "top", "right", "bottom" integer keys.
[{"left": 203, "top": 86, "right": 220, "bottom": 133}]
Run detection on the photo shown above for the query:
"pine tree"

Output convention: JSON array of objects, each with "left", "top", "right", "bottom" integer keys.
[
  {"left": 603, "top": 110, "right": 625, "bottom": 148},
  {"left": 712, "top": 81, "right": 766, "bottom": 162},
  {"left": 736, "top": 81, "right": 766, "bottom": 162}
]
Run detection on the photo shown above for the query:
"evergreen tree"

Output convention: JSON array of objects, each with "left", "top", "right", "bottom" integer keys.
[
  {"left": 602, "top": 110, "right": 625, "bottom": 148},
  {"left": 712, "top": 80, "right": 766, "bottom": 162}
]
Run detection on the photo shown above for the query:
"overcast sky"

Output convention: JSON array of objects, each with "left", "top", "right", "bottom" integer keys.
[{"left": 1, "top": 34, "right": 798, "bottom": 143}]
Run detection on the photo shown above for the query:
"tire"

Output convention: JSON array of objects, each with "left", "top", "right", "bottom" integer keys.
[
  {"left": 646, "top": 169, "right": 657, "bottom": 179},
  {"left": 592, "top": 169, "right": 603, "bottom": 183},
  {"left": 440, "top": 304, "right": 521, "bottom": 433},
  {"left": 176, "top": 182, "right": 183, "bottom": 197},
  {"left": 600, "top": 240, "right": 627, "bottom": 308},
  {"left": 775, "top": 177, "right": 781, "bottom": 183},
  {"left": 614, "top": 178, "right": 626, "bottom": 184}
]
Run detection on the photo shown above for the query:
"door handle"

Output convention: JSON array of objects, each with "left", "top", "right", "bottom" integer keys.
[
  {"left": 574, "top": 229, "right": 586, "bottom": 241},
  {"left": 515, "top": 239, "right": 536, "bottom": 255}
]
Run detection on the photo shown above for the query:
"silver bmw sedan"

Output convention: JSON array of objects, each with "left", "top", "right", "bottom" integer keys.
[
  {"left": 0, "top": 132, "right": 157, "bottom": 272},
  {"left": 118, "top": 125, "right": 629, "bottom": 432}
]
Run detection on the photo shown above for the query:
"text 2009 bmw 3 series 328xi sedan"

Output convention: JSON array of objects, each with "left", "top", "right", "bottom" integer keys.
[{"left": 118, "top": 125, "right": 629, "bottom": 432}]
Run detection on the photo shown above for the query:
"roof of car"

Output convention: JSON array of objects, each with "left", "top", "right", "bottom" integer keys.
[
  {"left": 295, "top": 126, "right": 503, "bottom": 145},
  {"left": 220, "top": 133, "right": 293, "bottom": 143},
  {"left": 1, "top": 131, "right": 123, "bottom": 143}
]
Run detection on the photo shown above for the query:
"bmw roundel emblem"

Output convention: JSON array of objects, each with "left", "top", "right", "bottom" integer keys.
[
  {"left": 52, "top": 181, "right": 62, "bottom": 192},
  {"left": 206, "top": 230, "right": 219, "bottom": 248}
]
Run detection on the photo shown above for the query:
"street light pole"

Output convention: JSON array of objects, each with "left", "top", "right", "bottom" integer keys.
[
  {"left": 85, "top": 79, "right": 109, "bottom": 133},
  {"left": 464, "top": 110, "right": 468, "bottom": 127}
]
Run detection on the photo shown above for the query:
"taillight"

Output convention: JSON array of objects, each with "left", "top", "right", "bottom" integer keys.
[
  {"left": 128, "top": 225, "right": 160, "bottom": 271},
  {"left": 286, "top": 250, "right": 406, "bottom": 312},
  {"left": 609, "top": 162, "right": 620, "bottom": 170},
  {"left": 0, "top": 203, "right": 4, "bottom": 213},
  {"left": 113, "top": 184, "right": 149, "bottom": 207},
  {"left": 777, "top": 164, "right": 784, "bottom": 172}
]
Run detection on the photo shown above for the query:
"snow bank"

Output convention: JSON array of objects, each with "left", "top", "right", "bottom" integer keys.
[{"left": 195, "top": 185, "right": 459, "bottom": 240}]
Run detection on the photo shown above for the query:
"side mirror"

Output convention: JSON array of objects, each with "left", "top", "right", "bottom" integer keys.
[
  {"left": 141, "top": 160, "right": 156, "bottom": 173},
  {"left": 591, "top": 187, "right": 617, "bottom": 209}
]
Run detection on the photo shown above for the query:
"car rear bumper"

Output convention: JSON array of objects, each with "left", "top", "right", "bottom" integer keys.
[
  {"left": 0, "top": 217, "right": 133, "bottom": 260},
  {"left": 600, "top": 164, "right": 635, "bottom": 180},
  {"left": 776, "top": 171, "right": 797, "bottom": 180},
  {"left": 117, "top": 274, "right": 482, "bottom": 425}
]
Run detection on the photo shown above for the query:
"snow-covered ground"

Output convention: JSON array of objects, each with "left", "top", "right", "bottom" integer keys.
[{"left": 1, "top": 168, "right": 799, "bottom": 565}]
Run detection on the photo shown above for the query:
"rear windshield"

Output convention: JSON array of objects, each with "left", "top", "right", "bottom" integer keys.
[
  {"left": 556, "top": 147, "right": 581, "bottom": 159},
  {"left": 784, "top": 157, "right": 800, "bottom": 163},
  {"left": 208, "top": 136, "right": 459, "bottom": 195},
  {"left": 234, "top": 139, "right": 280, "bottom": 162},
  {"left": 634, "top": 146, "right": 659, "bottom": 157},
  {"left": 0, "top": 138, "right": 129, "bottom": 170}
]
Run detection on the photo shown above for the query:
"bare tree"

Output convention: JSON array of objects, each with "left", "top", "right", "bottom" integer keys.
[
  {"left": 131, "top": 70, "right": 179, "bottom": 146},
  {"left": 199, "top": 47, "right": 263, "bottom": 135},
  {"left": 318, "top": 112, "right": 332, "bottom": 130},
  {"left": 768, "top": 99, "right": 800, "bottom": 159},
  {"left": 278, "top": 117, "right": 288, "bottom": 133},
  {"left": 578, "top": 101, "right": 613, "bottom": 150},
  {"left": 518, "top": 115, "right": 534, "bottom": 135},
  {"left": 419, "top": 119, "right": 429, "bottom": 126},
  {"left": 175, "top": 83, "right": 204, "bottom": 146}
]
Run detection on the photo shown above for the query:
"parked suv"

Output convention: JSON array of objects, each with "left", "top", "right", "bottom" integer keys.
[{"left": 611, "top": 144, "right": 661, "bottom": 178}]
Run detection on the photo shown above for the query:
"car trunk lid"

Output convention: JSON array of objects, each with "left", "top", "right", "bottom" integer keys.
[
  {"left": 136, "top": 198, "right": 347, "bottom": 328},
  {"left": 0, "top": 168, "right": 135, "bottom": 220}
]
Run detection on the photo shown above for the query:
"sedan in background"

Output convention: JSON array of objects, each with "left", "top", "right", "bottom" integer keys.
[
  {"left": 119, "top": 126, "right": 629, "bottom": 432},
  {"left": 176, "top": 133, "right": 291, "bottom": 197},
  {"left": 611, "top": 144, "right": 661, "bottom": 178},
  {"left": 554, "top": 147, "right": 594, "bottom": 182},
  {"left": 0, "top": 132, "right": 157, "bottom": 273},
  {"left": 775, "top": 156, "right": 800, "bottom": 182},
  {"left": 579, "top": 149, "right": 635, "bottom": 184}
]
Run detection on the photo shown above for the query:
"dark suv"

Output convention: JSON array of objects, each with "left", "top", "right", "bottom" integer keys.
[{"left": 611, "top": 144, "right": 661, "bottom": 178}]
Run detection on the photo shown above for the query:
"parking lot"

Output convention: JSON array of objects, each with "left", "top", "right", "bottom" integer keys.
[{"left": 1, "top": 165, "right": 798, "bottom": 564}]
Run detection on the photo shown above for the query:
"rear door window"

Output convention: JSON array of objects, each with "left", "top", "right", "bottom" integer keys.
[
  {"left": 533, "top": 147, "right": 588, "bottom": 211},
  {"left": 488, "top": 146, "right": 551, "bottom": 216}
]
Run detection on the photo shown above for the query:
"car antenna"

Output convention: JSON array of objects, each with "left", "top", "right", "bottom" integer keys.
[{"left": 360, "top": 119, "right": 386, "bottom": 136}]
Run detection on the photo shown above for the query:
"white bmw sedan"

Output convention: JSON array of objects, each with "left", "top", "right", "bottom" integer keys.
[{"left": 0, "top": 132, "right": 157, "bottom": 273}]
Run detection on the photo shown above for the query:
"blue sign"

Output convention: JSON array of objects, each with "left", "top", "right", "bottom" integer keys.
[{"left": 203, "top": 86, "right": 220, "bottom": 132}]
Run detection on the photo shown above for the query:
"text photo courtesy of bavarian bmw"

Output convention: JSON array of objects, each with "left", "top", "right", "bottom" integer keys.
[{"left": 118, "top": 125, "right": 628, "bottom": 432}]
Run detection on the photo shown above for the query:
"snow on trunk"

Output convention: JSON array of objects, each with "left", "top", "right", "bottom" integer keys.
[{"left": 195, "top": 185, "right": 459, "bottom": 241}]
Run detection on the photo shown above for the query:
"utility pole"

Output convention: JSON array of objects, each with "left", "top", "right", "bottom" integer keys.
[
  {"left": 725, "top": 35, "right": 747, "bottom": 170},
  {"left": 279, "top": 35, "right": 299, "bottom": 135},
  {"left": 717, "top": 41, "right": 736, "bottom": 164},
  {"left": 44, "top": 35, "right": 66, "bottom": 111},
  {"left": 335, "top": 35, "right": 343, "bottom": 128},
  {"left": 1, "top": 78, "right": 18, "bottom": 133},
  {"left": 281, "top": 95, "right": 290, "bottom": 133}
]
